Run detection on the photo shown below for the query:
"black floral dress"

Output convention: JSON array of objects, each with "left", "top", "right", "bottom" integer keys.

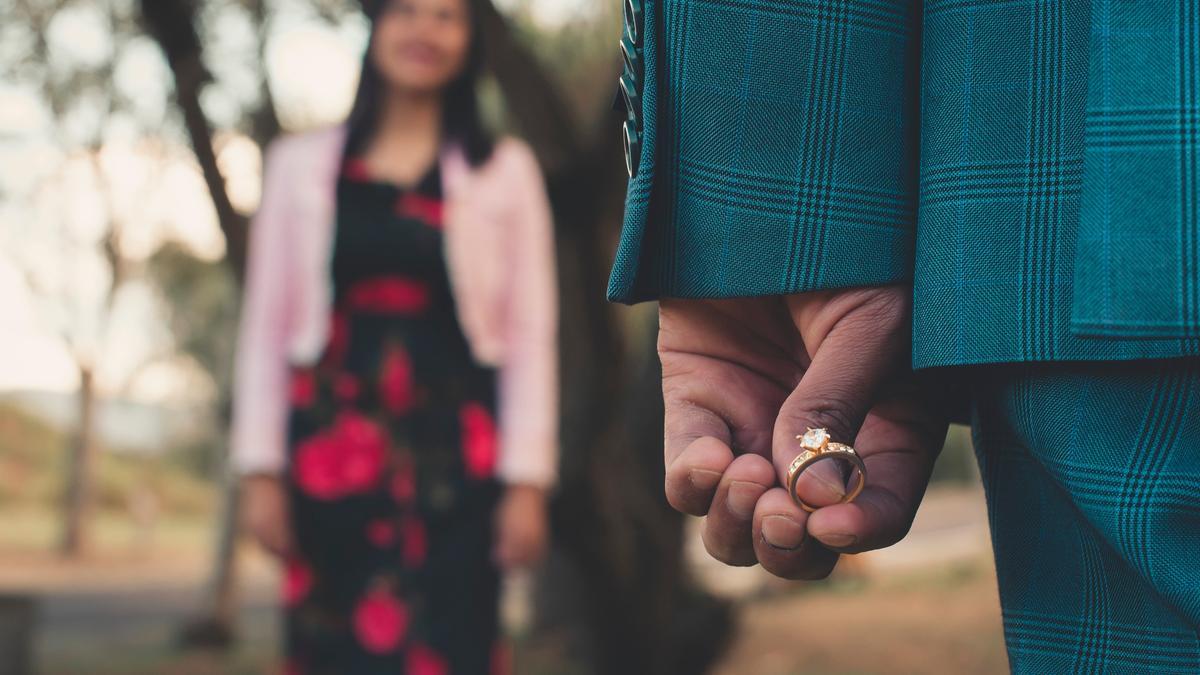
[{"left": 281, "top": 156, "right": 506, "bottom": 675}]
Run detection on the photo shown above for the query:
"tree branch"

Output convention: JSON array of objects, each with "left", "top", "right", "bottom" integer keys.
[{"left": 138, "top": 0, "right": 250, "bottom": 279}]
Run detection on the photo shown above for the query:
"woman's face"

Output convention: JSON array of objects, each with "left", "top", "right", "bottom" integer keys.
[{"left": 371, "top": 0, "right": 472, "bottom": 95}]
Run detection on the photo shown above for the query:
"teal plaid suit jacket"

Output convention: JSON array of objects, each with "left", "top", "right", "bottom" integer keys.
[
  {"left": 606, "top": 2, "right": 1200, "bottom": 671},
  {"left": 607, "top": 0, "right": 1200, "bottom": 370}
]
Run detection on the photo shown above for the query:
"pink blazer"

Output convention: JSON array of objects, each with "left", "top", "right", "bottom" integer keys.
[{"left": 229, "top": 123, "right": 560, "bottom": 489}]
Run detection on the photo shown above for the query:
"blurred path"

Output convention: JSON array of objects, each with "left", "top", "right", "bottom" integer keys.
[
  {"left": 861, "top": 486, "right": 992, "bottom": 572},
  {"left": 696, "top": 486, "right": 1006, "bottom": 675},
  {"left": 710, "top": 556, "right": 1007, "bottom": 675},
  {"left": 0, "top": 487, "right": 999, "bottom": 674},
  {"left": 0, "top": 551, "right": 280, "bottom": 674}
]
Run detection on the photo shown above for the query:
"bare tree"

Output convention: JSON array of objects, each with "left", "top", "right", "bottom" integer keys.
[{"left": 3, "top": 0, "right": 176, "bottom": 557}]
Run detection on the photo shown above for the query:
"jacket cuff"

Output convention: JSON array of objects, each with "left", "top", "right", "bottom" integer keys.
[
  {"left": 605, "top": 0, "right": 919, "bottom": 304},
  {"left": 608, "top": 218, "right": 914, "bottom": 304}
]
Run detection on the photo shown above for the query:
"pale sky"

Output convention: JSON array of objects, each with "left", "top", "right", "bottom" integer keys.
[{"left": 0, "top": 0, "right": 599, "bottom": 403}]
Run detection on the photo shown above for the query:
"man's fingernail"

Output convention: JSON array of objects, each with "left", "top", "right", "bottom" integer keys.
[
  {"left": 688, "top": 469, "right": 722, "bottom": 492},
  {"left": 817, "top": 532, "right": 857, "bottom": 548},
  {"left": 726, "top": 481, "right": 761, "bottom": 519},
  {"left": 761, "top": 515, "right": 804, "bottom": 550}
]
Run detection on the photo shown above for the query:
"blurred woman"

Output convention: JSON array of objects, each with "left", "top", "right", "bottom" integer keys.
[{"left": 228, "top": 0, "right": 559, "bottom": 671}]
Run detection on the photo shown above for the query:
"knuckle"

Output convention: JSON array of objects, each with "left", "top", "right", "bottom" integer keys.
[
  {"left": 856, "top": 289, "right": 907, "bottom": 324},
  {"left": 700, "top": 529, "right": 730, "bottom": 562},
  {"left": 664, "top": 476, "right": 707, "bottom": 516},
  {"left": 760, "top": 538, "right": 839, "bottom": 580},
  {"left": 706, "top": 548, "right": 734, "bottom": 565},
  {"left": 876, "top": 521, "right": 914, "bottom": 550},
  {"left": 789, "top": 564, "right": 835, "bottom": 581},
  {"left": 701, "top": 526, "right": 757, "bottom": 567},
  {"left": 659, "top": 355, "right": 690, "bottom": 382},
  {"left": 845, "top": 286, "right": 908, "bottom": 323},
  {"left": 828, "top": 288, "right": 910, "bottom": 349},
  {"left": 786, "top": 400, "right": 859, "bottom": 439},
  {"left": 766, "top": 555, "right": 836, "bottom": 581}
]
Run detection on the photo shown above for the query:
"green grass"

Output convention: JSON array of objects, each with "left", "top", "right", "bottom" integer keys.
[{"left": 0, "top": 403, "right": 217, "bottom": 555}]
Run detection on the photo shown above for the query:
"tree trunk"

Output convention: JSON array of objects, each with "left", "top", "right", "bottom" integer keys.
[
  {"left": 174, "top": 464, "right": 240, "bottom": 649},
  {"left": 138, "top": 0, "right": 260, "bottom": 647},
  {"left": 60, "top": 365, "right": 97, "bottom": 558},
  {"left": 207, "top": 474, "right": 240, "bottom": 624}
]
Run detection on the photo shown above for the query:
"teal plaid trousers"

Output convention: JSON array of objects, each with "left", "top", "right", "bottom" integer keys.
[
  {"left": 973, "top": 360, "right": 1200, "bottom": 672},
  {"left": 607, "top": 0, "right": 1200, "bottom": 670}
]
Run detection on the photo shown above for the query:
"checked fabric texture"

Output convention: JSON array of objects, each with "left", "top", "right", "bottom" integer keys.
[
  {"left": 972, "top": 360, "right": 1200, "bottom": 673},
  {"left": 603, "top": 2, "right": 1200, "bottom": 671},
  {"left": 607, "top": 0, "right": 921, "bottom": 304},
  {"left": 606, "top": 0, "right": 1200, "bottom": 370}
]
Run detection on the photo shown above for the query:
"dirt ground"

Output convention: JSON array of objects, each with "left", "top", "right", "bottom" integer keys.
[
  {"left": 18, "top": 556, "right": 1005, "bottom": 675},
  {"left": 3, "top": 488, "right": 1007, "bottom": 675},
  {"left": 711, "top": 558, "right": 1007, "bottom": 675},
  {"left": 13, "top": 561, "right": 1005, "bottom": 675}
]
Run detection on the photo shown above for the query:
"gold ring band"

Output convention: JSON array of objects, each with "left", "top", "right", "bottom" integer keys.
[{"left": 785, "top": 428, "right": 866, "bottom": 512}]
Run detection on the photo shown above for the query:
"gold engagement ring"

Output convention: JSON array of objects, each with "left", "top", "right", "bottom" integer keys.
[{"left": 785, "top": 427, "right": 866, "bottom": 512}]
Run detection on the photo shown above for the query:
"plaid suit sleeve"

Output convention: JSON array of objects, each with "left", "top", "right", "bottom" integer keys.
[
  {"left": 1071, "top": 1, "right": 1200, "bottom": 341},
  {"left": 607, "top": 0, "right": 921, "bottom": 304}
]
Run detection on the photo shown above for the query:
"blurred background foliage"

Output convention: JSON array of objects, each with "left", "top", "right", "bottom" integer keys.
[{"left": 0, "top": 0, "right": 996, "bottom": 673}]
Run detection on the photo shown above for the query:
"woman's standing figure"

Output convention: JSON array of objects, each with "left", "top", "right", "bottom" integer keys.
[{"left": 229, "top": 0, "right": 560, "bottom": 672}]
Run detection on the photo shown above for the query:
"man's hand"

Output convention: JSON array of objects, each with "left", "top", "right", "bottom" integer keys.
[{"left": 659, "top": 286, "right": 947, "bottom": 579}]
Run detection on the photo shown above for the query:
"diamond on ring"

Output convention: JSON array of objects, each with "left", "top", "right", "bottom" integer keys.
[{"left": 797, "top": 427, "right": 830, "bottom": 451}]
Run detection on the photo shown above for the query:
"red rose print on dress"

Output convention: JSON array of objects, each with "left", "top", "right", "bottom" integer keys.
[
  {"left": 353, "top": 589, "right": 408, "bottom": 654},
  {"left": 336, "top": 413, "right": 388, "bottom": 493},
  {"left": 289, "top": 369, "right": 317, "bottom": 408},
  {"left": 460, "top": 402, "right": 497, "bottom": 479},
  {"left": 395, "top": 192, "right": 444, "bottom": 228},
  {"left": 334, "top": 373, "right": 360, "bottom": 404},
  {"left": 293, "top": 412, "right": 387, "bottom": 500},
  {"left": 282, "top": 558, "right": 313, "bottom": 607},
  {"left": 407, "top": 643, "right": 449, "bottom": 675},
  {"left": 379, "top": 346, "right": 415, "bottom": 414},
  {"left": 346, "top": 276, "right": 429, "bottom": 314},
  {"left": 400, "top": 515, "right": 427, "bottom": 568},
  {"left": 390, "top": 459, "right": 417, "bottom": 505},
  {"left": 366, "top": 518, "right": 396, "bottom": 548},
  {"left": 293, "top": 434, "right": 342, "bottom": 500}
]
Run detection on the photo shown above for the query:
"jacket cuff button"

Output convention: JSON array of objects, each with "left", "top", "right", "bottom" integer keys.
[
  {"left": 619, "top": 72, "right": 641, "bottom": 121},
  {"left": 623, "top": 0, "right": 643, "bottom": 45},
  {"left": 623, "top": 120, "right": 641, "bottom": 179},
  {"left": 620, "top": 33, "right": 641, "bottom": 78}
]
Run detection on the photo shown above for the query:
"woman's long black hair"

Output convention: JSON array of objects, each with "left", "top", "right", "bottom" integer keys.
[{"left": 342, "top": 0, "right": 494, "bottom": 167}]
